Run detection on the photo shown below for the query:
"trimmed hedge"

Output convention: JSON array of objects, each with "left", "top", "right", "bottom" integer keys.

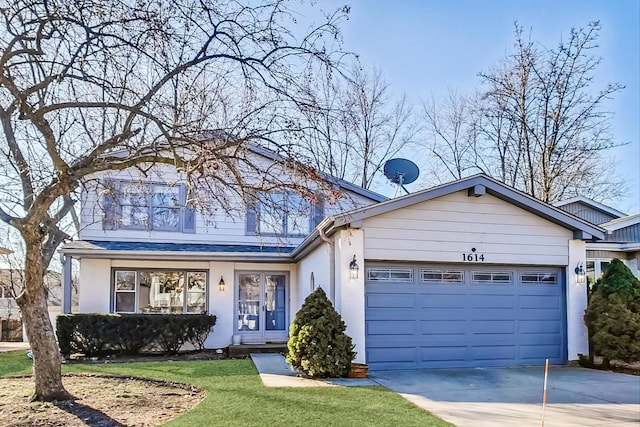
[{"left": 56, "top": 313, "right": 216, "bottom": 357}]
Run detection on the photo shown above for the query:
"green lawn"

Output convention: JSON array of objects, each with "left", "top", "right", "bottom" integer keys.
[{"left": 0, "top": 351, "right": 452, "bottom": 427}]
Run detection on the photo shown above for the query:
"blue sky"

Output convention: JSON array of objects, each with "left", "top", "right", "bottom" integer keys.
[{"left": 311, "top": 0, "right": 640, "bottom": 213}]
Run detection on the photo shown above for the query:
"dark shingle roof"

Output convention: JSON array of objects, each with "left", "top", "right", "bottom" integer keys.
[{"left": 84, "top": 240, "right": 294, "bottom": 254}]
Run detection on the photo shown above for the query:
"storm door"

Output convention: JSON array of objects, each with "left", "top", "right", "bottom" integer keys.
[{"left": 236, "top": 272, "right": 288, "bottom": 341}]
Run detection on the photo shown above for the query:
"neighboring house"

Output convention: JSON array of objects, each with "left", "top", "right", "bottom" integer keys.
[
  {"left": 0, "top": 269, "right": 79, "bottom": 341},
  {"left": 60, "top": 148, "right": 603, "bottom": 370},
  {"left": 555, "top": 197, "right": 640, "bottom": 282}
]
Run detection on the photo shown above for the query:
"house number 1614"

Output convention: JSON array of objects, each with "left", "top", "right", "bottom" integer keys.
[{"left": 462, "top": 248, "right": 485, "bottom": 262}]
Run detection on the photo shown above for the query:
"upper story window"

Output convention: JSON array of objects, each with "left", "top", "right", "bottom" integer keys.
[
  {"left": 102, "top": 180, "right": 195, "bottom": 233},
  {"left": 246, "top": 192, "right": 324, "bottom": 237}
]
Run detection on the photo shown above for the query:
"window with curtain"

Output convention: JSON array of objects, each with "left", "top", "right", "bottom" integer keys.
[{"left": 113, "top": 270, "right": 207, "bottom": 314}]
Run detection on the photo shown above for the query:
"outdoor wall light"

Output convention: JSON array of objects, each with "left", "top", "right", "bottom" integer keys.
[
  {"left": 574, "top": 263, "right": 586, "bottom": 284},
  {"left": 349, "top": 255, "right": 359, "bottom": 280},
  {"left": 218, "top": 276, "right": 226, "bottom": 292}
]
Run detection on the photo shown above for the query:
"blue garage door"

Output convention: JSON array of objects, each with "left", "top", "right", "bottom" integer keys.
[{"left": 365, "top": 264, "right": 566, "bottom": 370}]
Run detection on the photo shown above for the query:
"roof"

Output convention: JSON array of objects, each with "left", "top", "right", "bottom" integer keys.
[
  {"left": 553, "top": 196, "right": 627, "bottom": 219},
  {"left": 61, "top": 240, "right": 295, "bottom": 262},
  {"left": 599, "top": 213, "right": 640, "bottom": 232},
  {"left": 293, "top": 174, "right": 606, "bottom": 259},
  {"left": 248, "top": 144, "right": 387, "bottom": 203}
]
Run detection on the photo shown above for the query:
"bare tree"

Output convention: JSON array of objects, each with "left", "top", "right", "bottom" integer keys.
[
  {"left": 348, "top": 66, "right": 419, "bottom": 189},
  {"left": 421, "top": 90, "right": 483, "bottom": 182},
  {"left": 299, "top": 64, "right": 419, "bottom": 190},
  {"left": 0, "top": 0, "right": 348, "bottom": 401},
  {"left": 477, "top": 22, "right": 625, "bottom": 203}
]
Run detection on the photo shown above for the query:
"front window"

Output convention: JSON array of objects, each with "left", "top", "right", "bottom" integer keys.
[
  {"left": 257, "top": 193, "right": 314, "bottom": 237},
  {"left": 113, "top": 269, "right": 207, "bottom": 314}
]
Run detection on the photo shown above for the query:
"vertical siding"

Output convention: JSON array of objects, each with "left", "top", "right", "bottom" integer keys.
[
  {"left": 556, "top": 202, "right": 618, "bottom": 225},
  {"left": 606, "top": 224, "right": 640, "bottom": 243},
  {"left": 363, "top": 191, "right": 573, "bottom": 266}
]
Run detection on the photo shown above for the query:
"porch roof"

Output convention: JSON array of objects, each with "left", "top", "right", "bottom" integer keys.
[{"left": 61, "top": 240, "right": 295, "bottom": 262}]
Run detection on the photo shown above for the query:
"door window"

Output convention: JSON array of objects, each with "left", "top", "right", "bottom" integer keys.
[{"left": 237, "top": 272, "right": 287, "bottom": 335}]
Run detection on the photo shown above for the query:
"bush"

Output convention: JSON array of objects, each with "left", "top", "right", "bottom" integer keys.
[
  {"left": 286, "top": 287, "right": 355, "bottom": 378},
  {"left": 584, "top": 259, "right": 640, "bottom": 365},
  {"left": 56, "top": 313, "right": 216, "bottom": 358}
]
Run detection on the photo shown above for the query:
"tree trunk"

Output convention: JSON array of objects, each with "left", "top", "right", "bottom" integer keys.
[{"left": 16, "top": 243, "right": 71, "bottom": 401}]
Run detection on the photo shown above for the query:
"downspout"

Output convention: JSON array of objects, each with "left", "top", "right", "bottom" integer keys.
[{"left": 318, "top": 225, "right": 335, "bottom": 304}]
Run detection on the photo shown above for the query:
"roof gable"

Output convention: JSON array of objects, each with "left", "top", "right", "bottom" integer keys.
[
  {"left": 247, "top": 144, "right": 387, "bottom": 203},
  {"left": 331, "top": 174, "right": 605, "bottom": 240},
  {"left": 553, "top": 196, "right": 626, "bottom": 221}
]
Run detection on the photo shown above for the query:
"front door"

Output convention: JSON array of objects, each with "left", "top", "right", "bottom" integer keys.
[{"left": 237, "top": 272, "right": 288, "bottom": 342}]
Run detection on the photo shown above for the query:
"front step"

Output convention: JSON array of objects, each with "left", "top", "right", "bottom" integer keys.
[{"left": 228, "top": 343, "right": 287, "bottom": 358}]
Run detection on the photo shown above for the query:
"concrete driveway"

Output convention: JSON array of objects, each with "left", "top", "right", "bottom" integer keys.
[{"left": 370, "top": 366, "right": 640, "bottom": 427}]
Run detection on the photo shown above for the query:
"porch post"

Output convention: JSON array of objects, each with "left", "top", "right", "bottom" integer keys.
[{"left": 62, "top": 254, "right": 72, "bottom": 314}]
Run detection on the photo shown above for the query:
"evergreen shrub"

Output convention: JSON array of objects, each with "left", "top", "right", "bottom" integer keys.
[
  {"left": 584, "top": 259, "right": 640, "bottom": 365},
  {"left": 286, "top": 287, "right": 355, "bottom": 378}
]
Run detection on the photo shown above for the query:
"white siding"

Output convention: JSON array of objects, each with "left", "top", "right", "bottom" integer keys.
[
  {"left": 77, "top": 258, "right": 297, "bottom": 348},
  {"left": 79, "top": 258, "right": 112, "bottom": 312},
  {"left": 295, "top": 243, "right": 331, "bottom": 311},
  {"left": 363, "top": 191, "right": 573, "bottom": 266},
  {"left": 80, "top": 164, "right": 378, "bottom": 246}
]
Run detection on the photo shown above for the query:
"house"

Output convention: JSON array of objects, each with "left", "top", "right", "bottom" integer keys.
[
  {"left": 0, "top": 269, "right": 78, "bottom": 341},
  {"left": 554, "top": 197, "right": 640, "bottom": 281},
  {"left": 60, "top": 148, "right": 604, "bottom": 370}
]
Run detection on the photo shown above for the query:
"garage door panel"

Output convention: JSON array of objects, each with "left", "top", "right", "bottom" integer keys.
[
  {"left": 471, "top": 308, "right": 517, "bottom": 320},
  {"left": 471, "top": 294, "right": 515, "bottom": 308},
  {"left": 366, "top": 294, "right": 415, "bottom": 308},
  {"left": 421, "top": 320, "right": 467, "bottom": 335},
  {"left": 417, "top": 335, "right": 473, "bottom": 346},
  {"left": 520, "top": 345, "right": 562, "bottom": 359},
  {"left": 421, "top": 346, "right": 467, "bottom": 362},
  {"left": 367, "top": 320, "right": 416, "bottom": 335},
  {"left": 419, "top": 294, "right": 466, "bottom": 308},
  {"left": 518, "top": 308, "right": 561, "bottom": 321},
  {"left": 518, "top": 333, "right": 562, "bottom": 346},
  {"left": 471, "top": 345, "right": 516, "bottom": 361},
  {"left": 365, "top": 263, "right": 566, "bottom": 370},
  {"left": 520, "top": 320, "right": 561, "bottom": 334},
  {"left": 519, "top": 295, "right": 561, "bottom": 309},
  {"left": 367, "top": 309, "right": 420, "bottom": 321},
  {"left": 469, "top": 334, "right": 523, "bottom": 346},
  {"left": 367, "top": 347, "right": 417, "bottom": 363},
  {"left": 471, "top": 320, "right": 515, "bottom": 334},
  {"left": 419, "top": 308, "right": 469, "bottom": 321}
]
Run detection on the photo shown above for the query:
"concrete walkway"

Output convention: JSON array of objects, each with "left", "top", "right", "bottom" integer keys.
[{"left": 250, "top": 353, "right": 376, "bottom": 387}]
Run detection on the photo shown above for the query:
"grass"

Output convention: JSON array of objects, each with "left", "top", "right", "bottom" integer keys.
[{"left": 0, "top": 351, "right": 452, "bottom": 427}]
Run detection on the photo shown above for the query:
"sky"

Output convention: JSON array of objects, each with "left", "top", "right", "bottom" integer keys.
[{"left": 308, "top": 0, "right": 640, "bottom": 214}]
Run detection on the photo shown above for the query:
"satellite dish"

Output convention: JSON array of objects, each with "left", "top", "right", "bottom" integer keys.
[{"left": 384, "top": 158, "right": 419, "bottom": 194}]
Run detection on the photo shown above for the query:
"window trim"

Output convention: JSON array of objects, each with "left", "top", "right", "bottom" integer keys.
[
  {"left": 106, "top": 180, "right": 193, "bottom": 233},
  {"left": 249, "top": 191, "right": 322, "bottom": 237},
  {"left": 471, "top": 271, "right": 513, "bottom": 285},
  {"left": 519, "top": 272, "right": 558, "bottom": 285},
  {"left": 366, "top": 268, "right": 414, "bottom": 282},
  {"left": 420, "top": 269, "right": 465, "bottom": 283},
  {"left": 111, "top": 268, "right": 209, "bottom": 314}
]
